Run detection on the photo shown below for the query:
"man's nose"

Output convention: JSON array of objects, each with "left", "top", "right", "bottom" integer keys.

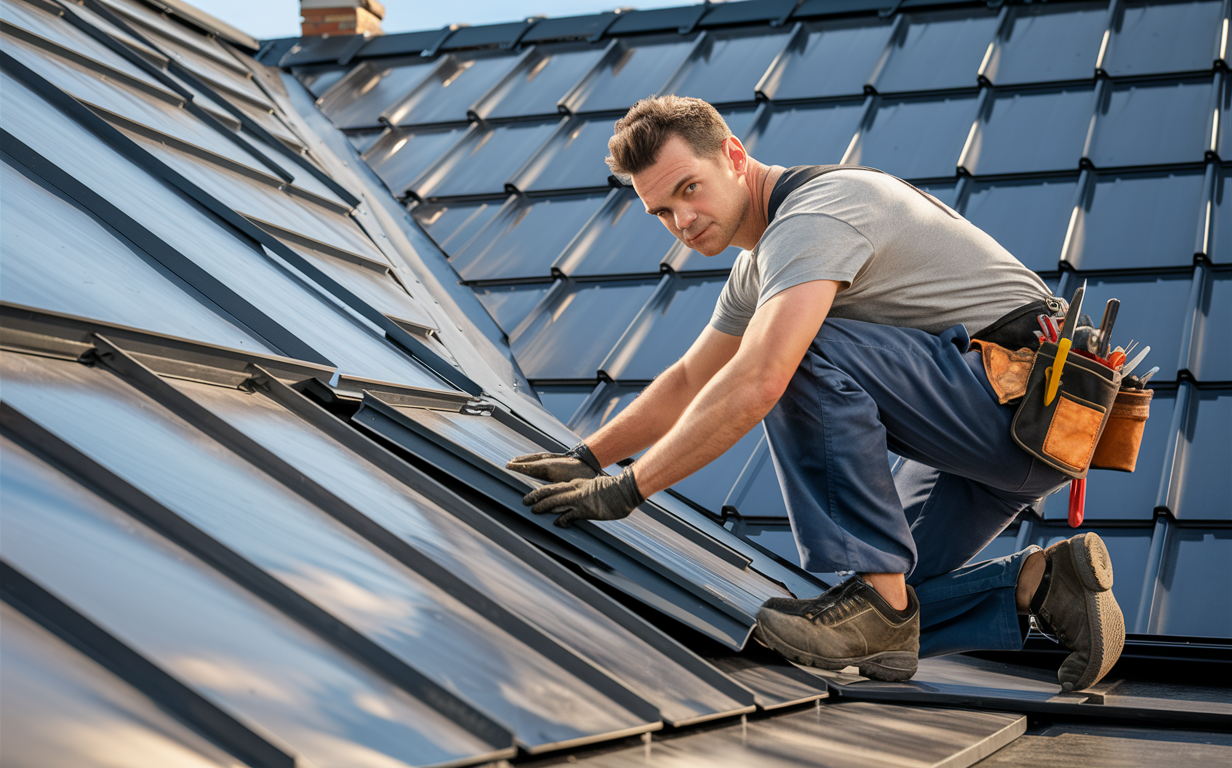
[{"left": 675, "top": 208, "right": 696, "bottom": 231}]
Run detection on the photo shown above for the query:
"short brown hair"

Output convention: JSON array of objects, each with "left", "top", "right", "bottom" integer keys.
[{"left": 606, "top": 95, "right": 732, "bottom": 179}]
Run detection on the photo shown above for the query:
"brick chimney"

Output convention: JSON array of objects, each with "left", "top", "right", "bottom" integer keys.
[{"left": 301, "top": 0, "right": 385, "bottom": 37}]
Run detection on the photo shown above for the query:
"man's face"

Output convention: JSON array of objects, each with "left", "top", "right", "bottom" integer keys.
[{"left": 631, "top": 135, "right": 750, "bottom": 257}]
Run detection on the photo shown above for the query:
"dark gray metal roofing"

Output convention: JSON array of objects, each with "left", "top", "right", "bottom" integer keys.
[{"left": 3, "top": 0, "right": 1231, "bottom": 765}]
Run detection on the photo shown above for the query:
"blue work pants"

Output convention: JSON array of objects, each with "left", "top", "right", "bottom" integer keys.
[{"left": 763, "top": 318, "right": 1069, "bottom": 657}]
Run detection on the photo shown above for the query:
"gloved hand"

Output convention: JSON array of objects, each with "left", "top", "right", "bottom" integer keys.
[
  {"left": 506, "top": 442, "right": 603, "bottom": 483},
  {"left": 522, "top": 466, "right": 645, "bottom": 528}
]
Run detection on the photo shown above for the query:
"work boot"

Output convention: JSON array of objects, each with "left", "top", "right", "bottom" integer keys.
[
  {"left": 1030, "top": 532, "right": 1125, "bottom": 692},
  {"left": 755, "top": 576, "right": 919, "bottom": 682}
]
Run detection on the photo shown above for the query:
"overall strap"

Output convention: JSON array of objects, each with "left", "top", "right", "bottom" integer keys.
[
  {"left": 767, "top": 165, "right": 846, "bottom": 223},
  {"left": 766, "top": 165, "right": 955, "bottom": 224}
]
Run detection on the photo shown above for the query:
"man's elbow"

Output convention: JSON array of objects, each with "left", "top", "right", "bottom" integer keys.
[{"left": 748, "top": 374, "right": 791, "bottom": 415}]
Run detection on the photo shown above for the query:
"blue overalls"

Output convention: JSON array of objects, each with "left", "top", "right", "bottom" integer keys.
[{"left": 763, "top": 316, "right": 1070, "bottom": 657}]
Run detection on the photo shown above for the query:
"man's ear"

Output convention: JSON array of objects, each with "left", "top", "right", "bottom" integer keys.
[{"left": 723, "top": 136, "right": 750, "bottom": 175}]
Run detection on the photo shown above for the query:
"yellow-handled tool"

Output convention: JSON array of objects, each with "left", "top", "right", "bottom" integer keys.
[
  {"left": 1046, "top": 280, "right": 1086, "bottom": 407},
  {"left": 1045, "top": 338, "right": 1071, "bottom": 406}
]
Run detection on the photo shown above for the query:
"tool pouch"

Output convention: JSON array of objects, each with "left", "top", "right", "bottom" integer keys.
[
  {"left": 1011, "top": 341, "right": 1120, "bottom": 479},
  {"left": 1090, "top": 388, "right": 1152, "bottom": 472}
]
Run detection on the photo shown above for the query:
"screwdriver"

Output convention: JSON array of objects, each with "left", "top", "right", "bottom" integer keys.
[{"left": 1047, "top": 280, "right": 1086, "bottom": 406}]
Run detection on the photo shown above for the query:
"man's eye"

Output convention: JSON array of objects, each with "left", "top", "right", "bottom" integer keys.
[{"left": 686, "top": 183, "right": 698, "bottom": 193}]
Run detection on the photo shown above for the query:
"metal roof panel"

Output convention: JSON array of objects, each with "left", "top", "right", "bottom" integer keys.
[
  {"left": 1086, "top": 77, "right": 1215, "bottom": 169},
  {"left": 1155, "top": 526, "right": 1232, "bottom": 634},
  {"left": 2, "top": 352, "right": 663, "bottom": 750},
  {"left": 562, "top": 33, "right": 698, "bottom": 114},
  {"left": 473, "top": 43, "right": 609, "bottom": 120},
  {"left": 848, "top": 94, "right": 977, "bottom": 179},
  {"left": 605, "top": 6, "right": 707, "bottom": 36},
  {"left": 472, "top": 282, "right": 555, "bottom": 335},
  {"left": 961, "top": 178, "right": 1078, "bottom": 273},
  {"left": 1104, "top": 0, "right": 1224, "bottom": 78},
  {"left": 316, "top": 59, "right": 436, "bottom": 129},
  {"left": 554, "top": 187, "right": 679, "bottom": 278},
  {"left": 600, "top": 274, "right": 727, "bottom": 381},
  {"left": 364, "top": 124, "right": 468, "bottom": 197},
  {"left": 872, "top": 9, "right": 1000, "bottom": 94},
  {"left": 1064, "top": 170, "right": 1205, "bottom": 271},
  {"left": 412, "top": 198, "right": 502, "bottom": 256},
  {"left": 663, "top": 27, "right": 792, "bottom": 105},
  {"left": 756, "top": 18, "right": 897, "bottom": 101},
  {"left": 743, "top": 100, "right": 866, "bottom": 167},
  {"left": 508, "top": 116, "right": 617, "bottom": 194},
  {"left": 511, "top": 278, "right": 661, "bottom": 380},
  {"left": 412, "top": 119, "right": 561, "bottom": 200},
  {"left": 450, "top": 193, "right": 609, "bottom": 282},
  {"left": 1190, "top": 271, "right": 1231, "bottom": 382},
  {"left": 0, "top": 159, "right": 270, "bottom": 351},
  {"left": 961, "top": 86, "right": 1095, "bottom": 176},
  {"left": 1171, "top": 389, "right": 1232, "bottom": 521},
  {"left": 983, "top": 1, "right": 1106, "bottom": 87},
  {"left": 383, "top": 52, "right": 522, "bottom": 127},
  {"left": 0, "top": 598, "right": 260, "bottom": 768}
]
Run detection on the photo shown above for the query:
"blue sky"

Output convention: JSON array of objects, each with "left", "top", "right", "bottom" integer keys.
[{"left": 191, "top": 1, "right": 688, "bottom": 40}]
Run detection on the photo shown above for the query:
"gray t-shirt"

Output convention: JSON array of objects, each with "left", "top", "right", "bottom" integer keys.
[{"left": 710, "top": 169, "right": 1051, "bottom": 337}]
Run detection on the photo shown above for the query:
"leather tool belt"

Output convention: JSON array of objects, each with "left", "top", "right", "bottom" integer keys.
[{"left": 972, "top": 302, "right": 1151, "bottom": 479}]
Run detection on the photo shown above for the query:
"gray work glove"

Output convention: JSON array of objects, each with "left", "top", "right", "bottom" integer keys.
[
  {"left": 506, "top": 442, "right": 603, "bottom": 483},
  {"left": 522, "top": 466, "right": 645, "bottom": 528}
]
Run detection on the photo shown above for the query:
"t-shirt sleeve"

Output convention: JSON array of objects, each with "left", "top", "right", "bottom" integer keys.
[
  {"left": 709, "top": 250, "right": 757, "bottom": 336},
  {"left": 755, "top": 213, "right": 874, "bottom": 309}
]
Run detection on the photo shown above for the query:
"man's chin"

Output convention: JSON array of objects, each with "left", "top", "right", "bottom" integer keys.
[{"left": 684, "top": 235, "right": 727, "bottom": 257}]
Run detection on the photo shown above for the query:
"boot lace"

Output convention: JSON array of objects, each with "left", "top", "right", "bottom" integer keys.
[
  {"left": 1029, "top": 614, "right": 1061, "bottom": 645},
  {"left": 802, "top": 583, "right": 865, "bottom": 623}
]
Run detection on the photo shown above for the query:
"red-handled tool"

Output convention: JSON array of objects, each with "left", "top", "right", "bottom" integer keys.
[
  {"left": 1069, "top": 478, "right": 1086, "bottom": 528},
  {"left": 1037, "top": 314, "right": 1059, "bottom": 343}
]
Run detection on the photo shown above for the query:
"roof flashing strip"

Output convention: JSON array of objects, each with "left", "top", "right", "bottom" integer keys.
[
  {"left": 0, "top": 304, "right": 335, "bottom": 387},
  {"left": 351, "top": 397, "right": 757, "bottom": 650},
  {"left": 361, "top": 391, "right": 765, "bottom": 587}
]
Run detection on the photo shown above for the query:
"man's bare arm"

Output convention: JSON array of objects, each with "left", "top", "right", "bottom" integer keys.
[
  {"left": 585, "top": 325, "right": 742, "bottom": 466},
  {"left": 630, "top": 280, "right": 838, "bottom": 496}
]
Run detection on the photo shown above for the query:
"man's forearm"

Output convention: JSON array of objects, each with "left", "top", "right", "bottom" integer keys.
[
  {"left": 631, "top": 359, "right": 779, "bottom": 498},
  {"left": 626, "top": 281, "right": 837, "bottom": 498},
  {"left": 584, "top": 364, "right": 695, "bottom": 466}
]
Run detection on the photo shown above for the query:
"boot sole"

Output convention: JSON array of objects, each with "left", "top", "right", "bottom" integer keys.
[
  {"left": 1072, "top": 531, "right": 1115, "bottom": 592},
  {"left": 756, "top": 623, "right": 919, "bottom": 683},
  {"left": 1066, "top": 533, "right": 1125, "bottom": 691}
]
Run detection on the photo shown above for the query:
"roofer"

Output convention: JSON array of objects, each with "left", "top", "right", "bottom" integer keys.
[{"left": 507, "top": 95, "right": 1125, "bottom": 691}]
